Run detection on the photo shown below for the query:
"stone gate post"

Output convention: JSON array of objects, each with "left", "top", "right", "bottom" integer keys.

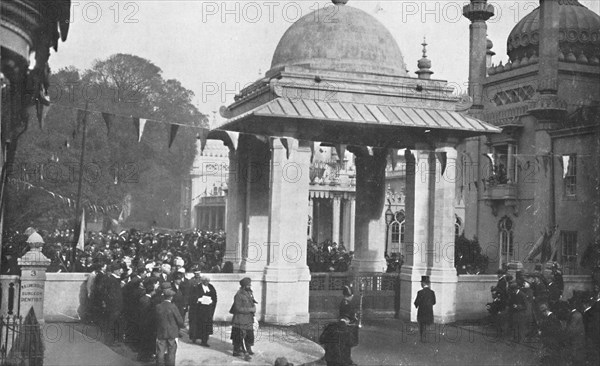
[{"left": 17, "top": 233, "right": 51, "bottom": 323}]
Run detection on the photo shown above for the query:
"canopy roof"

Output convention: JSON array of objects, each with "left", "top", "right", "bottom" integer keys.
[{"left": 218, "top": 97, "right": 500, "bottom": 148}]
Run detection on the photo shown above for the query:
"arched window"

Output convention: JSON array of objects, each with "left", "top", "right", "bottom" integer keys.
[
  {"left": 389, "top": 210, "right": 405, "bottom": 254},
  {"left": 455, "top": 215, "right": 463, "bottom": 237},
  {"left": 499, "top": 216, "right": 514, "bottom": 267}
]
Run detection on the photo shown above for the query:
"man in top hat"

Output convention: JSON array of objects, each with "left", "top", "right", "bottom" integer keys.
[
  {"left": 339, "top": 285, "right": 357, "bottom": 323},
  {"left": 100, "top": 261, "right": 124, "bottom": 345},
  {"left": 155, "top": 288, "right": 184, "bottom": 366},
  {"left": 414, "top": 276, "right": 436, "bottom": 342}
]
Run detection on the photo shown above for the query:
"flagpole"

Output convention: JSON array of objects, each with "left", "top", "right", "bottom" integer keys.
[{"left": 72, "top": 103, "right": 89, "bottom": 271}]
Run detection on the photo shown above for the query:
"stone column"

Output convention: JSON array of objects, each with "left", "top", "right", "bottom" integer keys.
[
  {"left": 208, "top": 208, "right": 213, "bottom": 231},
  {"left": 348, "top": 198, "right": 356, "bottom": 252},
  {"left": 400, "top": 146, "right": 434, "bottom": 322},
  {"left": 350, "top": 148, "right": 388, "bottom": 273},
  {"left": 533, "top": 124, "right": 553, "bottom": 233},
  {"left": 18, "top": 242, "right": 51, "bottom": 323},
  {"left": 263, "top": 139, "right": 311, "bottom": 324},
  {"left": 240, "top": 136, "right": 271, "bottom": 273},
  {"left": 463, "top": 0, "right": 494, "bottom": 113},
  {"left": 429, "top": 142, "right": 458, "bottom": 323},
  {"left": 507, "top": 144, "right": 514, "bottom": 183},
  {"left": 332, "top": 196, "right": 341, "bottom": 244},
  {"left": 308, "top": 197, "right": 314, "bottom": 239},
  {"left": 224, "top": 147, "right": 245, "bottom": 271},
  {"left": 341, "top": 198, "right": 352, "bottom": 250}
]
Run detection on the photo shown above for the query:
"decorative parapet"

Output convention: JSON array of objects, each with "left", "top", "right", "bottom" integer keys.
[{"left": 481, "top": 105, "right": 529, "bottom": 127}]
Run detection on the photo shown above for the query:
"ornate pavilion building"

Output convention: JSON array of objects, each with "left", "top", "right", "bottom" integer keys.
[
  {"left": 462, "top": 0, "right": 600, "bottom": 274},
  {"left": 210, "top": 0, "right": 498, "bottom": 324}
]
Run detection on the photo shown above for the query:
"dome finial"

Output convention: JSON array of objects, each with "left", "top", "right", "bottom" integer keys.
[
  {"left": 416, "top": 36, "right": 433, "bottom": 80},
  {"left": 332, "top": 0, "right": 349, "bottom": 5}
]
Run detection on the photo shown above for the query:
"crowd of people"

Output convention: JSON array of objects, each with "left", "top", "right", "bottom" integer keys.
[
  {"left": 82, "top": 252, "right": 265, "bottom": 365},
  {"left": 1, "top": 227, "right": 412, "bottom": 275},
  {"left": 486, "top": 263, "right": 600, "bottom": 365},
  {"left": 1, "top": 228, "right": 229, "bottom": 275}
]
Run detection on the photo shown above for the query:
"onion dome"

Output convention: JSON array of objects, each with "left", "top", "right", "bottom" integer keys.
[
  {"left": 507, "top": 0, "right": 600, "bottom": 63},
  {"left": 270, "top": 0, "right": 407, "bottom": 76}
]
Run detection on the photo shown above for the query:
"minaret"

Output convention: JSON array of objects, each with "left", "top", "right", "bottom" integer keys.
[
  {"left": 527, "top": 0, "right": 566, "bottom": 237},
  {"left": 463, "top": 0, "right": 494, "bottom": 115},
  {"left": 528, "top": 0, "right": 567, "bottom": 120},
  {"left": 416, "top": 37, "right": 433, "bottom": 80}
]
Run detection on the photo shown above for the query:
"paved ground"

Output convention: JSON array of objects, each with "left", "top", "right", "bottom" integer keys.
[
  {"left": 296, "top": 319, "right": 540, "bottom": 366},
  {"left": 42, "top": 319, "right": 540, "bottom": 366},
  {"left": 42, "top": 322, "right": 324, "bottom": 366}
]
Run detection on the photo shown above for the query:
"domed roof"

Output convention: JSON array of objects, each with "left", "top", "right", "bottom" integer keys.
[
  {"left": 270, "top": 3, "right": 407, "bottom": 76},
  {"left": 507, "top": 0, "right": 600, "bottom": 62}
]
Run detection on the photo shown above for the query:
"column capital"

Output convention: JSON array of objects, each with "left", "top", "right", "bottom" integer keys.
[{"left": 463, "top": 1, "right": 494, "bottom": 23}]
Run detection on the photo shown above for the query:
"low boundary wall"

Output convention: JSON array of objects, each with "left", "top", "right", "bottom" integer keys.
[
  {"left": 455, "top": 274, "right": 594, "bottom": 321},
  {"left": 3, "top": 273, "right": 590, "bottom": 323},
  {"left": 43, "top": 273, "right": 265, "bottom": 323}
]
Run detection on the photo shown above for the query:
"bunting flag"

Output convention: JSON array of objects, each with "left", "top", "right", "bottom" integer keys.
[
  {"left": 37, "top": 101, "right": 51, "bottom": 130},
  {"left": 8, "top": 178, "right": 119, "bottom": 213},
  {"left": 138, "top": 118, "right": 147, "bottom": 142},
  {"left": 482, "top": 153, "right": 495, "bottom": 168},
  {"left": 280, "top": 137, "right": 298, "bottom": 160},
  {"left": 547, "top": 227, "right": 561, "bottom": 262},
  {"left": 77, "top": 208, "right": 86, "bottom": 251},
  {"left": 197, "top": 128, "right": 209, "bottom": 154},
  {"left": 525, "top": 232, "right": 544, "bottom": 262},
  {"left": 335, "top": 144, "right": 347, "bottom": 163},
  {"left": 542, "top": 154, "right": 550, "bottom": 176},
  {"left": 101, "top": 112, "right": 115, "bottom": 136},
  {"left": 225, "top": 131, "right": 239, "bottom": 151},
  {"left": 254, "top": 135, "right": 269, "bottom": 144},
  {"left": 436, "top": 151, "right": 447, "bottom": 176},
  {"left": 389, "top": 148, "right": 398, "bottom": 171},
  {"left": 168, "top": 124, "right": 179, "bottom": 148},
  {"left": 367, "top": 146, "right": 374, "bottom": 156},
  {"left": 119, "top": 193, "right": 132, "bottom": 223},
  {"left": 562, "top": 155, "right": 570, "bottom": 178}
]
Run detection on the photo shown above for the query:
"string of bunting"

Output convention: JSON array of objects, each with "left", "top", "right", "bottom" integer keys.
[{"left": 8, "top": 178, "right": 121, "bottom": 214}]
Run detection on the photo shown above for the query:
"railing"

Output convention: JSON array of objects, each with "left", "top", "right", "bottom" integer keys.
[
  {"left": 309, "top": 273, "right": 400, "bottom": 319},
  {"left": 309, "top": 272, "right": 399, "bottom": 292},
  {"left": 0, "top": 309, "right": 43, "bottom": 366},
  {"left": 0, "top": 276, "right": 20, "bottom": 317}
]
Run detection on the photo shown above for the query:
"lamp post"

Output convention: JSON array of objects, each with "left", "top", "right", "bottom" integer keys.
[{"left": 384, "top": 200, "right": 394, "bottom": 256}]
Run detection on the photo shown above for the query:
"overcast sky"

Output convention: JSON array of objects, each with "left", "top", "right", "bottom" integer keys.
[{"left": 50, "top": 0, "right": 600, "bottom": 124}]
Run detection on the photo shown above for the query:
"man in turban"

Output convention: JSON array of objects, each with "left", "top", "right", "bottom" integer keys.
[{"left": 230, "top": 277, "right": 257, "bottom": 359}]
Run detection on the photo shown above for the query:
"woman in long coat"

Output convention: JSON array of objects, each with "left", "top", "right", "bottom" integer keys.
[
  {"left": 231, "top": 277, "right": 257, "bottom": 358},
  {"left": 188, "top": 275, "right": 217, "bottom": 346}
]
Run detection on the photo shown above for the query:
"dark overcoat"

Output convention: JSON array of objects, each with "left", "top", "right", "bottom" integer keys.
[
  {"left": 231, "top": 288, "right": 256, "bottom": 331},
  {"left": 188, "top": 283, "right": 217, "bottom": 340},
  {"left": 155, "top": 300, "right": 184, "bottom": 340},
  {"left": 414, "top": 287, "right": 436, "bottom": 325}
]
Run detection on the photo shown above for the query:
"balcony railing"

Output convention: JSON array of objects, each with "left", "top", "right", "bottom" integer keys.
[{"left": 483, "top": 183, "right": 518, "bottom": 200}]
